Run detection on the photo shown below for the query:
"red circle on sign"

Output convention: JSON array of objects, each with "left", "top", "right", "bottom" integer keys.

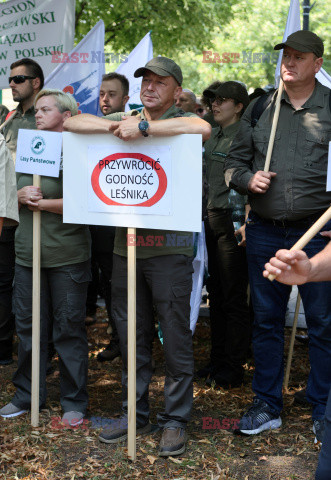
[{"left": 91, "top": 152, "right": 167, "bottom": 206}]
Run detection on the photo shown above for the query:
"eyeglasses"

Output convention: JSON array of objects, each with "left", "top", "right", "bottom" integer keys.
[{"left": 8, "top": 75, "right": 36, "bottom": 84}]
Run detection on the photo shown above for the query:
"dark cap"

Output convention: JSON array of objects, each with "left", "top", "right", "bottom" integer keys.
[
  {"left": 274, "top": 30, "right": 324, "bottom": 57},
  {"left": 203, "top": 81, "right": 249, "bottom": 109},
  {"left": 134, "top": 56, "right": 183, "bottom": 85}
]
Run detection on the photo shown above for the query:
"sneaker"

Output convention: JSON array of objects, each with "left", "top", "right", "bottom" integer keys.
[
  {"left": 237, "top": 398, "right": 282, "bottom": 435},
  {"left": 0, "top": 402, "right": 27, "bottom": 418},
  {"left": 98, "top": 415, "right": 151, "bottom": 444},
  {"left": 62, "top": 411, "right": 84, "bottom": 427},
  {"left": 97, "top": 342, "right": 121, "bottom": 362},
  {"left": 159, "top": 427, "right": 186, "bottom": 457},
  {"left": 313, "top": 419, "right": 325, "bottom": 445}
]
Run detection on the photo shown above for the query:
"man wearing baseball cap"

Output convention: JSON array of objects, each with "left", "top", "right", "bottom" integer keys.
[
  {"left": 64, "top": 57, "right": 211, "bottom": 456},
  {"left": 225, "top": 31, "right": 331, "bottom": 442},
  {"left": 197, "top": 82, "right": 251, "bottom": 390}
]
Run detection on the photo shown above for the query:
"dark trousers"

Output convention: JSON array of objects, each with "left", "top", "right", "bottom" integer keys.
[
  {"left": 12, "top": 261, "right": 91, "bottom": 413},
  {"left": 204, "top": 209, "right": 250, "bottom": 376},
  {"left": 246, "top": 213, "right": 331, "bottom": 419},
  {"left": 112, "top": 253, "right": 194, "bottom": 428},
  {"left": 0, "top": 227, "right": 16, "bottom": 360},
  {"left": 86, "top": 226, "right": 118, "bottom": 342},
  {"left": 316, "top": 386, "right": 331, "bottom": 480}
]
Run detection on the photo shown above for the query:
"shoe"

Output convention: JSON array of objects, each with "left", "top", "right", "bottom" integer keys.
[
  {"left": 206, "top": 371, "right": 244, "bottom": 389},
  {"left": 98, "top": 415, "right": 151, "bottom": 444},
  {"left": 313, "top": 419, "right": 325, "bottom": 445},
  {"left": 62, "top": 411, "right": 84, "bottom": 427},
  {"left": 0, "top": 402, "right": 27, "bottom": 418},
  {"left": 236, "top": 398, "right": 282, "bottom": 435},
  {"left": 195, "top": 362, "right": 217, "bottom": 379},
  {"left": 159, "top": 427, "right": 186, "bottom": 457},
  {"left": 97, "top": 342, "right": 121, "bottom": 362},
  {"left": 294, "top": 388, "right": 309, "bottom": 405},
  {"left": 0, "top": 358, "right": 13, "bottom": 366}
]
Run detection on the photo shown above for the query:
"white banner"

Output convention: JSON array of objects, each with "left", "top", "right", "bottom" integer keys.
[
  {"left": 116, "top": 32, "right": 153, "bottom": 112},
  {"left": 15, "top": 128, "right": 62, "bottom": 177},
  {"left": 0, "top": 0, "right": 75, "bottom": 89},
  {"left": 44, "top": 20, "right": 105, "bottom": 116},
  {"left": 63, "top": 132, "right": 202, "bottom": 232}
]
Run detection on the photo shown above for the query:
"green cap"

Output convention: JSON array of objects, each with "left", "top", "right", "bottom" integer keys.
[
  {"left": 134, "top": 57, "right": 183, "bottom": 85},
  {"left": 274, "top": 30, "right": 324, "bottom": 57},
  {"left": 203, "top": 81, "right": 249, "bottom": 109}
]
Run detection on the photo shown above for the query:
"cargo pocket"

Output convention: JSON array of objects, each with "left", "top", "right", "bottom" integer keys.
[
  {"left": 171, "top": 280, "right": 192, "bottom": 328},
  {"left": 66, "top": 267, "right": 91, "bottom": 324},
  {"left": 303, "top": 130, "right": 329, "bottom": 170}
]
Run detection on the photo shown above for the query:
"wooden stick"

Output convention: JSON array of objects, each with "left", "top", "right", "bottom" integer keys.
[
  {"left": 264, "top": 79, "right": 284, "bottom": 173},
  {"left": 268, "top": 205, "right": 331, "bottom": 281},
  {"left": 31, "top": 174, "right": 41, "bottom": 427},
  {"left": 127, "top": 227, "right": 136, "bottom": 461},
  {"left": 0, "top": 110, "right": 18, "bottom": 132},
  {"left": 284, "top": 292, "right": 301, "bottom": 390}
]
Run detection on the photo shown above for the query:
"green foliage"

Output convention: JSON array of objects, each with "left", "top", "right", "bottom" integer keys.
[{"left": 75, "top": 0, "right": 235, "bottom": 55}]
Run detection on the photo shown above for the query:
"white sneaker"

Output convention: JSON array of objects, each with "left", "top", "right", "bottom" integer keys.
[
  {"left": 0, "top": 402, "right": 27, "bottom": 418},
  {"left": 62, "top": 411, "right": 84, "bottom": 427}
]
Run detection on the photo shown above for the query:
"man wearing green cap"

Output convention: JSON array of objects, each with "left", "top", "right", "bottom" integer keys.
[
  {"left": 224, "top": 30, "right": 331, "bottom": 442},
  {"left": 64, "top": 57, "right": 211, "bottom": 456}
]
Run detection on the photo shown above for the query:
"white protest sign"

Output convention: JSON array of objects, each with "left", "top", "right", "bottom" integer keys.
[
  {"left": 16, "top": 129, "right": 62, "bottom": 177},
  {"left": 87, "top": 144, "right": 172, "bottom": 215},
  {"left": 0, "top": 0, "right": 75, "bottom": 89},
  {"left": 328, "top": 142, "right": 331, "bottom": 192},
  {"left": 63, "top": 133, "right": 202, "bottom": 232}
]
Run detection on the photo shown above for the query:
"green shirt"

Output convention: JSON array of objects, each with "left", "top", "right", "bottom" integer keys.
[
  {"left": 16, "top": 172, "right": 91, "bottom": 268},
  {"left": 204, "top": 122, "right": 240, "bottom": 210},
  {"left": 105, "top": 105, "right": 196, "bottom": 259},
  {"left": 3, "top": 104, "right": 36, "bottom": 162},
  {"left": 0, "top": 133, "right": 19, "bottom": 226},
  {"left": 225, "top": 81, "right": 331, "bottom": 221}
]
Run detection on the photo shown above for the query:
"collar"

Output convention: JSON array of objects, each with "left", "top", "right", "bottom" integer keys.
[
  {"left": 281, "top": 80, "right": 326, "bottom": 109},
  {"left": 16, "top": 103, "right": 35, "bottom": 116},
  {"left": 215, "top": 121, "right": 240, "bottom": 138}
]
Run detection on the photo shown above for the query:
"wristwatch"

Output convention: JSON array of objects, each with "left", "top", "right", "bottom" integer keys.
[{"left": 138, "top": 120, "right": 149, "bottom": 137}]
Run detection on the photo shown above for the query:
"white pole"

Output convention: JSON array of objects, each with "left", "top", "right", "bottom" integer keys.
[
  {"left": 127, "top": 227, "right": 136, "bottom": 461},
  {"left": 31, "top": 174, "right": 41, "bottom": 427}
]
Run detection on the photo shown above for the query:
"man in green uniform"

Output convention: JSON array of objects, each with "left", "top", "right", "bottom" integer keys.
[
  {"left": 224, "top": 30, "right": 331, "bottom": 443},
  {"left": 198, "top": 81, "right": 250, "bottom": 388},
  {"left": 0, "top": 59, "right": 43, "bottom": 365},
  {"left": 64, "top": 56, "right": 211, "bottom": 456}
]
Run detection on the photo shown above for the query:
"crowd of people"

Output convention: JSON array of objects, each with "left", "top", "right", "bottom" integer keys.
[{"left": 0, "top": 29, "right": 330, "bottom": 475}]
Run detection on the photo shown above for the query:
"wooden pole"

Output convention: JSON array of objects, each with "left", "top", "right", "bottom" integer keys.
[
  {"left": 127, "top": 227, "right": 136, "bottom": 461},
  {"left": 31, "top": 174, "right": 41, "bottom": 427},
  {"left": 268, "top": 205, "right": 331, "bottom": 281},
  {"left": 284, "top": 292, "right": 301, "bottom": 390},
  {"left": 264, "top": 79, "right": 284, "bottom": 173}
]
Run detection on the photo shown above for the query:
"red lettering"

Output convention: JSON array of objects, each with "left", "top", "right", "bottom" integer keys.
[
  {"left": 70, "top": 52, "right": 79, "bottom": 63},
  {"left": 127, "top": 234, "right": 136, "bottom": 246},
  {"left": 222, "top": 52, "right": 230, "bottom": 63},
  {"left": 213, "top": 419, "right": 221, "bottom": 429},
  {"left": 61, "top": 53, "right": 70, "bottom": 63},
  {"left": 136, "top": 235, "right": 146, "bottom": 247},
  {"left": 213, "top": 52, "right": 221, "bottom": 63},
  {"left": 80, "top": 52, "right": 89, "bottom": 63},
  {"left": 202, "top": 51, "right": 213, "bottom": 63},
  {"left": 145, "top": 235, "right": 154, "bottom": 247},
  {"left": 202, "top": 417, "right": 213, "bottom": 429},
  {"left": 51, "top": 51, "right": 61, "bottom": 63},
  {"left": 154, "top": 235, "right": 164, "bottom": 247},
  {"left": 231, "top": 53, "right": 240, "bottom": 63},
  {"left": 222, "top": 418, "right": 230, "bottom": 429}
]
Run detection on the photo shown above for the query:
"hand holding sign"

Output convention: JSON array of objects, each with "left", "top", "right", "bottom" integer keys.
[{"left": 17, "top": 186, "right": 43, "bottom": 209}]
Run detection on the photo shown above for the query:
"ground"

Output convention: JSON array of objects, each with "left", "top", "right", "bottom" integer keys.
[{"left": 0, "top": 308, "right": 321, "bottom": 480}]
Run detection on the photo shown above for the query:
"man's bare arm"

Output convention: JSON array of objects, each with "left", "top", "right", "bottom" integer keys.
[{"left": 63, "top": 114, "right": 121, "bottom": 134}]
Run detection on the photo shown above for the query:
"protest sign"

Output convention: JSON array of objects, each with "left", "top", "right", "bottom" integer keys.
[
  {"left": 15, "top": 128, "right": 62, "bottom": 177},
  {"left": 63, "top": 133, "right": 202, "bottom": 232},
  {"left": 0, "top": 0, "right": 75, "bottom": 89}
]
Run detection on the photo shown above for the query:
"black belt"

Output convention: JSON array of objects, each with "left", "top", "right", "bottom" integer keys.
[{"left": 251, "top": 211, "right": 326, "bottom": 229}]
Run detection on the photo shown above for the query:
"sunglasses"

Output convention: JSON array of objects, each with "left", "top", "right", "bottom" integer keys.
[{"left": 8, "top": 75, "right": 36, "bottom": 84}]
